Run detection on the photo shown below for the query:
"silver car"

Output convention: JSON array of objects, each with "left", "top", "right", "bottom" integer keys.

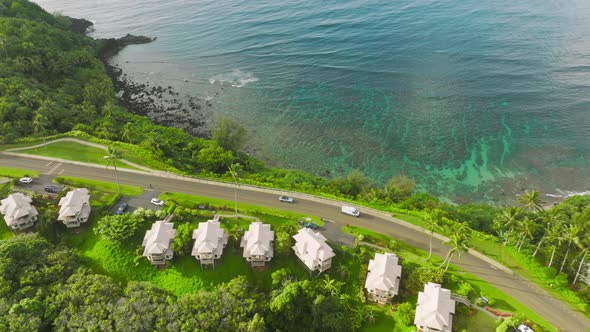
[{"left": 278, "top": 195, "right": 294, "bottom": 203}]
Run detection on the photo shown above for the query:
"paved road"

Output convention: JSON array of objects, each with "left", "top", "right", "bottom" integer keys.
[{"left": 2, "top": 154, "right": 588, "bottom": 332}]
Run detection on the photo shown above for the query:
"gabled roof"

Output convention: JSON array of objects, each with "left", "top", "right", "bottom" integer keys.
[
  {"left": 142, "top": 220, "right": 176, "bottom": 256},
  {"left": 292, "top": 228, "right": 335, "bottom": 261},
  {"left": 365, "top": 253, "right": 402, "bottom": 293},
  {"left": 0, "top": 193, "right": 38, "bottom": 225},
  {"left": 192, "top": 219, "right": 227, "bottom": 256},
  {"left": 58, "top": 188, "right": 90, "bottom": 219},
  {"left": 414, "top": 282, "right": 455, "bottom": 332},
  {"left": 241, "top": 222, "right": 274, "bottom": 257}
]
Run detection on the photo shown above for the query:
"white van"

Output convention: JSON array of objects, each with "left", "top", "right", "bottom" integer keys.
[{"left": 341, "top": 205, "right": 360, "bottom": 217}]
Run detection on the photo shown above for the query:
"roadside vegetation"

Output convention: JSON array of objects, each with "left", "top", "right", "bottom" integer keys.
[{"left": 1, "top": 182, "right": 550, "bottom": 331}]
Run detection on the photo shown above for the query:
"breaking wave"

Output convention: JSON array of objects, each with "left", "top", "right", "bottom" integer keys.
[{"left": 209, "top": 69, "right": 259, "bottom": 87}]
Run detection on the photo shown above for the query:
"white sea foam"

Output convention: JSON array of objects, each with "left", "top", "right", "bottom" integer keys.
[
  {"left": 545, "top": 190, "right": 590, "bottom": 199},
  {"left": 209, "top": 69, "right": 259, "bottom": 87}
]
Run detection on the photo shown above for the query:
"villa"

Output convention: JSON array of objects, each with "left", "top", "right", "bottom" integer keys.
[
  {"left": 414, "top": 282, "right": 455, "bottom": 332},
  {"left": 0, "top": 193, "right": 38, "bottom": 231},
  {"left": 365, "top": 252, "right": 402, "bottom": 304},
  {"left": 142, "top": 219, "right": 176, "bottom": 265},
  {"left": 292, "top": 228, "right": 335, "bottom": 273},
  {"left": 191, "top": 216, "right": 228, "bottom": 266},
  {"left": 58, "top": 188, "right": 91, "bottom": 228},
  {"left": 240, "top": 221, "right": 274, "bottom": 267}
]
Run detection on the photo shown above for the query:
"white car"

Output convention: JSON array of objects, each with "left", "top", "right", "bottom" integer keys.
[
  {"left": 19, "top": 177, "right": 33, "bottom": 184},
  {"left": 150, "top": 198, "right": 165, "bottom": 206},
  {"left": 278, "top": 195, "right": 294, "bottom": 203},
  {"left": 341, "top": 205, "right": 360, "bottom": 217}
]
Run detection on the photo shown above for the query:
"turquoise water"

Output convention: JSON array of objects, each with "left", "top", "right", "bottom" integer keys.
[{"left": 35, "top": 0, "right": 590, "bottom": 203}]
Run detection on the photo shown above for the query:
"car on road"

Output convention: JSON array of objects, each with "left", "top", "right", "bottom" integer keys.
[
  {"left": 115, "top": 203, "right": 128, "bottom": 214},
  {"left": 44, "top": 185, "right": 61, "bottom": 193},
  {"left": 278, "top": 195, "right": 294, "bottom": 203},
  {"left": 150, "top": 198, "right": 165, "bottom": 206},
  {"left": 19, "top": 177, "right": 33, "bottom": 184},
  {"left": 297, "top": 219, "right": 320, "bottom": 230},
  {"left": 341, "top": 205, "right": 360, "bottom": 217}
]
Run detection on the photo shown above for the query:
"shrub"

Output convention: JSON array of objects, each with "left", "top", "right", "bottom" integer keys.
[
  {"left": 94, "top": 214, "right": 144, "bottom": 244},
  {"left": 406, "top": 267, "right": 445, "bottom": 293},
  {"left": 172, "top": 222, "right": 194, "bottom": 256},
  {"left": 395, "top": 302, "right": 415, "bottom": 326},
  {"left": 456, "top": 281, "right": 475, "bottom": 299}
]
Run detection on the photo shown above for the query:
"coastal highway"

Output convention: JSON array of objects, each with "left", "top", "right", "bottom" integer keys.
[{"left": 1, "top": 154, "right": 589, "bottom": 332}]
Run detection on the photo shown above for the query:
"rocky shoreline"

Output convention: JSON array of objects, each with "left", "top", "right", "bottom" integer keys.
[{"left": 74, "top": 20, "right": 214, "bottom": 138}]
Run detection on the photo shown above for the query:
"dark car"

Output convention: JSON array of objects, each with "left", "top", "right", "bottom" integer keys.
[
  {"left": 297, "top": 220, "right": 319, "bottom": 230},
  {"left": 115, "top": 203, "right": 128, "bottom": 214},
  {"left": 44, "top": 185, "right": 60, "bottom": 193}
]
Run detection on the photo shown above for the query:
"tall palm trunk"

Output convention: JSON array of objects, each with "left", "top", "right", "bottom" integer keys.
[
  {"left": 439, "top": 249, "right": 453, "bottom": 269},
  {"left": 444, "top": 252, "right": 455, "bottom": 273},
  {"left": 427, "top": 230, "right": 434, "bottom": 260},
  {"left": 573, "top": 250, "right": 588, "bottom": 285},
  {"left": 113, "top": 162, "right": 120, "bottom": 193},
  {"left": 532, "top": 231, "right": 547, "bottom": 257},
  {"left": 560, "top": 241, "right": 572, "bottom": 273},
  {"left": 548, "top": 245, "right": 557, "bottom": 267}
]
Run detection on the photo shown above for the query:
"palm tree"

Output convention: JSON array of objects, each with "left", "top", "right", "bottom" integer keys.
[
  {"left": 439, "top": 227, "right": 470, "bottom": 273},
  {"left": 322, "top": 275, "right": 339, "bottom": 296},
  {"left": 104, "top": 146, "right": 122, "bottom": 193},
  {"left": 32, "top": 113, "right": 48, "bottom": 147},
  {"left": 559, "top": 224, "right": 580, "bottom": 273},
  {"left": 517, "top": 190, "right": 544, "bottom": 213},
  {"left": 573, "top": 245, "right": 588, "bottom": 285},
  {"left": 546, "top": 223, "right": 564, "bottom": 268},
  {"left": 515, "top": 217, "right": 536, "bottom": 252},
  {"left": 121, "top": 122, "right": 134, "bottom": 143},
  {"left": 533, "top": 210, "right": 562, "bottom": 257},
  {"left": 228, "top": 163, "right": 240, "bottom": 216},
  {"left": 494, "top": 207, "right": 522, "bottom": 246},
  {"left": 424, "top": 209, "right": 444, "bottom": 260}
]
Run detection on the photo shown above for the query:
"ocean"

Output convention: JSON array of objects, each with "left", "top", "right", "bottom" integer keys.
[{"left": 33, "top": 0, "right": 590, "bottom": 203}]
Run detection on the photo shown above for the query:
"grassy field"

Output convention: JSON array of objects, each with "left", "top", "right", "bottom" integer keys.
[
  {"left": 160, "top": 191, "right": 325, "bottom": 226},
  {"left": 54, "top": 175, "right": 143, "bottom": 196},
  {"left": 0, "top": 166, "right": 41, "bottom": 178},
  {"left": 344, "top": 225, "right": 556, "bottom": 332},
  {"left": 14, "top": 141, "right": 143, "bottom": 170}
]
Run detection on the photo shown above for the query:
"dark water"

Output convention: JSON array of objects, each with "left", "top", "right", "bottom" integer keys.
[{"left": 34, "top": 0, "right": 590, "bottom": 203}]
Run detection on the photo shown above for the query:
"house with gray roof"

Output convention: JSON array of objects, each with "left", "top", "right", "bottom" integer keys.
[
  {"left": 292, "top": 228, "right": 335, "bottom": 273},
  {"left": 142, "top": 219, "right": 176, "bottom": 265},
  {"left": 240, "top": 222, "right": 274, "bottom": 267},
  {"left": 58, "top": 188, "right": 91, "bottom": 228},
  {"left": 0, "top": 193, "right": 38, "bottom": 231},
  {"left": 414, "top": 282, "right": 455, "bottom": 332},
  {"left": 365, "top": 252, "right": 402, "bottom": 304},
  {"left": 192, "top": 216, "right": 228, "bottom": 266}
]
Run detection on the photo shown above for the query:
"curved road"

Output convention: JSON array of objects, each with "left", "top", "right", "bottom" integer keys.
[{"left": 2, "top": 154, "right": 588, "bottom": 332}]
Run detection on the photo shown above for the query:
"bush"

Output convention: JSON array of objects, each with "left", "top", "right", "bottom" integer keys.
[
  {"left": 406, "top": 266, "right": 445, "bottom": 293},
  {"left": 172, "top": 222, "right": 194, "bottom": 256},
  {"left": 456, "top": 282, "right": 475, "bottom": 299},
  {"left": 395, "top": 302, "right": 415, "bottom": 326},
  {"left": 93, "top": 214, "right": 144, "bottom": 244}
]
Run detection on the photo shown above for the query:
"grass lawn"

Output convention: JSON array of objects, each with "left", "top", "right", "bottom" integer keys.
[
  {"left": 160, "top": 191, "right": 324, "bottom": 226},
  {"left": 0, "top": 166, "right": 41, "bottom": 178},
  {"left": 54, "top": 175, "right": 143, "bottom": 196},
  {"left": 15, "top": 141, "right": 143, "bottom": 170},
  {"left": 344, "top": 226, "right": 556, "bottom": 332},
  {"left": 454, "top": 309, "right": 497, "bottom": 332}
]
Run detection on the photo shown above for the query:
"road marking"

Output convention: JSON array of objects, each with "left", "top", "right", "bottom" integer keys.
[
  {"left": 45, "top": 161, "right": 53, "bottom": 167},
  {"left": 44, "top": 162, "right": 63, "bottom": 175},
  {"left": 58, "top": 169, "right": 65, "bottom": 175}
]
